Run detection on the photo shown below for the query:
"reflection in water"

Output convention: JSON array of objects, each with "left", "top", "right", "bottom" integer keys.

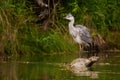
[
  {"left": 0, "top": 62, "right": 99, "bottom": 79},
  {"left": 0, "top": 62, "right": 18, "bottom": 80},
  {"left": 0, "top": 52, "right": 120, "bottom": 80},
  {"left": 72, "top": 71, "right": 99, "bottom": 79}
]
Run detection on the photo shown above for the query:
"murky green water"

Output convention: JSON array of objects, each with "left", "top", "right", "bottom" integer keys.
[{"left": 0, "top": 52, "right": 120, "bottom": 80}]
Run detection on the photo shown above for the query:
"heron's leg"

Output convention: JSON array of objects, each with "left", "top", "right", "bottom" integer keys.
[
  {"left": 95, "top": 44, "right": 100, "bottom": 56},
  {"left": 78, "top": 44, "right": 83, "bottom": 58},
  {"left": 88, "top": 43, "right": 92, "bottom": 58}
]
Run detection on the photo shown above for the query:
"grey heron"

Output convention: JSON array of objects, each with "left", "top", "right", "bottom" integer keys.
[{"left": 64, "top": 13, "right": 92, "bottom": 57}]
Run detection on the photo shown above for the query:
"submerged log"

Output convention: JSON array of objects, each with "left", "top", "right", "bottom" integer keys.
[{"left": 70, "top": 56, "right": 99, "bottom": 72}]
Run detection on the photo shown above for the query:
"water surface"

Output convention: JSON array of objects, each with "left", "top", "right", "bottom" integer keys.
[{"left": 0, "top": 52, "right": 120, "bottom": 80}]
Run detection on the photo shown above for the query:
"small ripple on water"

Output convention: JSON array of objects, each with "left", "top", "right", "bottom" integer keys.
[{"left": 100, "top": 71, "right": 120, "bottom": 75}]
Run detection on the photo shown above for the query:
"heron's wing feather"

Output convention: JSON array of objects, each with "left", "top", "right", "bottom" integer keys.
[
  {"left": 80, "top": 31, "right": 92, "bottom": 44},
  {"left": 75, "top": 25, "right": 92, "bottom": 44}
]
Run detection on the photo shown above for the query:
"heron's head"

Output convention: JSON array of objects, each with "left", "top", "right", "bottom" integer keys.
[{"left": 64, "top": 13, "right": 74, "bottom": 21}]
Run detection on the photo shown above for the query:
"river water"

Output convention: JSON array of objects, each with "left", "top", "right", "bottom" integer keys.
[{"left": 0, "top": 52, "right": 120, "bottom": 80}]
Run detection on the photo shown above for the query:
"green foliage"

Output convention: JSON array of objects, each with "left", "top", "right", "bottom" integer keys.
[
  {"left": 0, "top": 0, "right": 120, "bottom": 59},
  {"left": 0, "top": 0, "right": 77, "bottom": 58},
  {"left": 0, "top": 0, "right": 34, "bottom": 58}
]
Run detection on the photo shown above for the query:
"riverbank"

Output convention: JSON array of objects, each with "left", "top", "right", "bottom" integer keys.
[{"left": 0, "top": 0, "right": 120, "bottom": 58}]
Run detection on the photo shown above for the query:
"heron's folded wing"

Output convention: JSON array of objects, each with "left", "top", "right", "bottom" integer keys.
[{"left": 76, "top": 25, "right": 92, "bottom": 44}]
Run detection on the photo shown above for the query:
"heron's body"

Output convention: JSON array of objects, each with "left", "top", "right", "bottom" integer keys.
[
  {"left": 68, "top": 24, "right": 82, "bottom": 44},
  {"left": 65, "top": 13, "right": 92, "bottom": 57}
]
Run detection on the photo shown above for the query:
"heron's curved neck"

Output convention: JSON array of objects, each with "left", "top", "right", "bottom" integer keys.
[{"left": 69, "top": 19, "right": 75, "bottom": 29}]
